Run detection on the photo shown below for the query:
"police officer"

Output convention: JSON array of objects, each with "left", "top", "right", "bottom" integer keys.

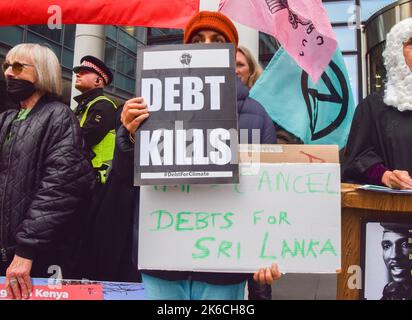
[
  {"left": 73, "top": 55, "right": 117, "bottom": 183},
  {"left": 380, "top": 222, "right": 412, "bottom": 300}
]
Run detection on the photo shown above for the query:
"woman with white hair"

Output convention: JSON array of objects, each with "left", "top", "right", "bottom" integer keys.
[
  {"left": 0, "top": 43, "right": 95, "bottom": 299},
  {"left": 342, "top": 18, "right": 412, "bottom": 190}
]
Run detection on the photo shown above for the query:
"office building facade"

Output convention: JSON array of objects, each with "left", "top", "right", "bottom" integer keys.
[{"left": 0, "top": 0, "right": 409, "bottom": 110}]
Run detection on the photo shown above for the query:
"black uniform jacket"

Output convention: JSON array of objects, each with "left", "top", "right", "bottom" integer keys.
[{"left": 74, "top": 88, "right": 116, "bottom": 151}]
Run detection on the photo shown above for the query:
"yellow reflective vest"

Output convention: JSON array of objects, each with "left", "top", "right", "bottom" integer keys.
[{"left": 79, "top": 96, "right": 117, "bottom": 183}]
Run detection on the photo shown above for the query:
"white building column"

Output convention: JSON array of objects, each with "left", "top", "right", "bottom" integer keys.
[
  {"left": 199, "top": 0, "right": 259, "bottom": 59},
  {"left": 70, "top": 25, "right": 105, "bottom": 109}
]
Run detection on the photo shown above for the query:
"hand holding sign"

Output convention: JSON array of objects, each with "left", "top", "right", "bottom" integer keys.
[
  {"left": 134, "top": 44, "right": 239, "bottom": 185},
  {"left": 5, "top": 255, "right": 33, "bottom": 300},
  {"left": 253, "top": 262, "right": 282, "bottom": 285},
  {"left": 120, "top": 97, "right": 149, "bottom": 135}
]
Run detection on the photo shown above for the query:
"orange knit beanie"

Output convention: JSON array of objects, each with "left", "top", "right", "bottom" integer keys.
[{"left": 184, "top": 11, "right": 239, "bottom": 48}]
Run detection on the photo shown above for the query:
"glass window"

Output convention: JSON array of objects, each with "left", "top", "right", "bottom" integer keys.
[
  {"left": 119, "top": 29, "right": 137, "bottom": 52},
  {"left": 400, "top": 2, "right": 412, "bottom": 20},
  {"left": 149, "top": 28, "right": 182, "bottom": 37},
  {"left": 361, "top": 0, "right": 397, "bottom": 21},
  {"left": 135, "top": 27, "right": 147, "bottom": 44},
  {"left": 368, "top": 42, "right": 386, "bottom": 95},
  {"left": 105, "top": 43, "right": 116, "bottom": 69},
  {"left": 63, "top": 25, "right": 76, "bottom": 49},
  {"left": 28, "top": 25, "right": 61, "bottom": 43},
  {"left": 106, "top": 68, "right": 115, "bottom": 90},
  {"left": 333, "top": 26, "right": 356, "bottom": 51},
  {"left": 0, "top": 26, "right": 23, "bottom": 47},
  {"left": 117, "top": 50, "right": 135, "bottom": 77},
  {"left": 343, "top": 54, "right": 358, "bottom": 105},
  {"left": 27, "top": 32, "right": 62, "bottom": 60},
  {"left": 115, "top": 73, "right": 135, "bottom": 93},
  {"left": 104, "top": 26, "right": 139, "bottom": 96},
  {"left": 323, "top": 0, "right": 355, "bottom": 23},
  {"left": 106, "top": 26, "right": 117, "bottom": 41},
  {"left": 122, "top": 26, "right": 141, "bottom": 38},
  {"left": 62, "top": 48, "right": 74, "bottom": 69},
  {"left": 147, "top": 28, "right": 183, "bottom": 45}
]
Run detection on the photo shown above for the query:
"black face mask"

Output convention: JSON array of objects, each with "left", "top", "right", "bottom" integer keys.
[{"left": 6, "top": 78, "right": 36, "bottom": 103}]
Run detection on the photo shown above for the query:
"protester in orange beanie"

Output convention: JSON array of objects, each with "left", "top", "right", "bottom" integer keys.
[
  {"left": 184, "top": 10, "right": 239, "bottom": 49},
  {"left": 118, "top": 10, "right": 280, "bottom": 301}
]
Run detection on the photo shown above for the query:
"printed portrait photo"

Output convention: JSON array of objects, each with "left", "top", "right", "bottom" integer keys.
[{"left": 364, "top": 222, "right": 412, "bottom": 300}]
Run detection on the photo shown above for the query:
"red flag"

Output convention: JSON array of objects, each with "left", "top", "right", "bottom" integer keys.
[{"left": 0, "top": 0, "right": 199, "bottom": 29}]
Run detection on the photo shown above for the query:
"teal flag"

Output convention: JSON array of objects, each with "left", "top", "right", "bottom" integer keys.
[{"left": 250, "top": 47, "right": 355, "bottom": 149}]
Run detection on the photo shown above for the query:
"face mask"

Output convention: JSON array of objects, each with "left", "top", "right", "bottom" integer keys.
[{"left": 6, "top": 78, "right": 36, "bottom": 102}]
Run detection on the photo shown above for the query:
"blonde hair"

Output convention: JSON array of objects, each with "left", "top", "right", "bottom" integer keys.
[
  {"left": 6, "top": 43, "right": 62, "bottom": 97},
  {"left": 237, "top": 46, "right": 263, "bottom": 88}
]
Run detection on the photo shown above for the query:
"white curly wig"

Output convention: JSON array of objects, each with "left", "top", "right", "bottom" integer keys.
[{"left": 383, "top": 17, "right": 412, "bottom": 111}]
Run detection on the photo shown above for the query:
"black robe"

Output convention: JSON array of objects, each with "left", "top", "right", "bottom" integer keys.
[{"left": 342, "top": 93, "right": 412, "bottom": 184}]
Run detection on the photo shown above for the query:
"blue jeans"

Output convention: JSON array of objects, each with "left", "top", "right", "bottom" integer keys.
[{"left": 142, "top": 274, "right": 246, "bottom": 300}]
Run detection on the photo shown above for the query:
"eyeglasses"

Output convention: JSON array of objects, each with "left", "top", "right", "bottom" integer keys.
[{"left": 2, "top": 61, "right": 34, "bottom": 74}]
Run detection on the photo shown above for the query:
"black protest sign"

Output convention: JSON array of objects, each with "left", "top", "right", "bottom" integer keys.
[{"left": 134, "top": 43, "right": 239, "bottom": 185}]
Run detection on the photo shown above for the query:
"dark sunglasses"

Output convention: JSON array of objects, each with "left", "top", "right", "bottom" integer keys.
[{"left": 2, "top": 61, "right": 34, "bottom": 74}]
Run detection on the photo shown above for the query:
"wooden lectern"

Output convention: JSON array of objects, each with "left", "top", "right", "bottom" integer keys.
[{"left": 338, "top": 183, "right": 412, "bottom": 299}]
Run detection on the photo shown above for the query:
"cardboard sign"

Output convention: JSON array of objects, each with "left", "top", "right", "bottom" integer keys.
[
  {"left": 134, "top": 43, "right": 239, "bottom": 186},
  {"left": 138, "top": 146, "right": 341, "bottom": 273}
]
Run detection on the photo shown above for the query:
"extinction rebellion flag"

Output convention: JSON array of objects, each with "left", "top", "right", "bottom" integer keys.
[
  {"left": 219, "top": 0, "right": 337, "bottom": 83},
  {"left": 134, "top": 43, "right": 239, "bottom": 186},
  {"left": 0, "top": 0, "right": 200, "bottom": 29},
  {"left": 250, "top": 47, "right": 355, "bottom": 149}
]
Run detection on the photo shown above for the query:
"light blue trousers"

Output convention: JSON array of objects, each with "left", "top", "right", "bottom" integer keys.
[{"left": 142, "top": 274, "right": 246, "bottom": 300}]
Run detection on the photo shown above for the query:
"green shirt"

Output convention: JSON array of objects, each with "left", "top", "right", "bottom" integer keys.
[
  {"left": 4, "top": 108, "right": 32, "bottom": 146},
  {"left": 16, "top": 107, "right": 31, "bottom": 120}
]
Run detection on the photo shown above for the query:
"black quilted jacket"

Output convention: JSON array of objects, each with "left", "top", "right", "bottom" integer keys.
[{"left": 0, "top": 95, "right": 96, "bottom": 263}]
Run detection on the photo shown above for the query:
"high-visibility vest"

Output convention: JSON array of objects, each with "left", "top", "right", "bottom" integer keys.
[{"left": 79, "top": 96, "right": 117, "bottom": 183}]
